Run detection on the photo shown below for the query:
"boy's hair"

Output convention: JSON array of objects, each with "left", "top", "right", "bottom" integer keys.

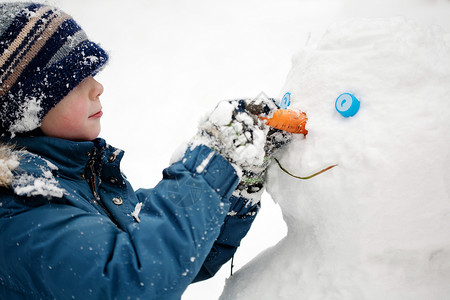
[{"left": 0, "top": 2, "right": 108, "bottom": 135}]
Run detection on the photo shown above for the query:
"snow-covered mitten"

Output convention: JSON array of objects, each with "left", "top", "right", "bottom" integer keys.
[{"left": 190, "top": 98, "right": 292, "bottom": 202}]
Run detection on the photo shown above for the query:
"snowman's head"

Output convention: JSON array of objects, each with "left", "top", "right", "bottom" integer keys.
[{"left": 267, "top": 18, "right": 450, "bottom": 253}]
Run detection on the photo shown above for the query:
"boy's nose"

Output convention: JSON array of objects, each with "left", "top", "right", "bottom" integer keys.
[{"left": 89, "top": 77, "right": 104, "bottom": 101}]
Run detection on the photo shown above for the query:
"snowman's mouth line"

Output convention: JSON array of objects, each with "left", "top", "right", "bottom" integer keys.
[{"left": 274, "top": 158, "right": 338, "bottom": 180}]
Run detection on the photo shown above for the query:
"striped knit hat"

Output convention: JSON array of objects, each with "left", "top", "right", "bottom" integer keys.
[{"left": 0, "top": 2, "right": 108, "bottom": 134}]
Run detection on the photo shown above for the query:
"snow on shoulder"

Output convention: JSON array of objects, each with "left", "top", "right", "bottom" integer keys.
[
  {"left": 221, "top": 18, "right": 450, "bottom": 300},
  {"left": 0, "top": 144, "right": 20, "bottom": 188},
  {"left": 11, "top": 150, "right": 65, "bottom": 199}
]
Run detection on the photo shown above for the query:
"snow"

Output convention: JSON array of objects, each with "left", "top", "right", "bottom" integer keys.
[
  {"left": 221, "top": 13, "right": 450, "bottom": 300},
  {"left": 12, "top": 168, "right": 65, "bottom": 198},
  {"left": 0, "top": 145, "right": 19, "bottom": 187},
  {"left": 191, "top": 99, "right": 273, "bottom": 179},
  {"left": 196, "top": 151, "right": 214, "bottom": 174},
  {"left": 207, "top": 101, "right": 234, "bottom": 127},
  {"left": 131, "top": 202, "right": 143, "bottom": 223},
  {"left": 9, "top": 96, "right": 43, "bottom": 133},
  {"left": 2, "top": 0, "right": 449, "bottom": 299}
]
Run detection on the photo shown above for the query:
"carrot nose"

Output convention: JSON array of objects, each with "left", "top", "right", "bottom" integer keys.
[{"left": 259, "top": 109, "right": 308, "bottom": 135}]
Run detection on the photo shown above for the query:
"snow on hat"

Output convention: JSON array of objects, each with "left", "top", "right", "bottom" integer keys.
[{"left": 0, "top": 2, "right": 108, "bottom": 134}]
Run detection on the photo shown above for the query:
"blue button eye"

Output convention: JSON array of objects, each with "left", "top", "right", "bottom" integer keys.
[
  {"left": 335, "top": 93, "right": 360, "bottom": 117},
  {"left": 280, "top": 92, "right": 291, "bottom": 109}
]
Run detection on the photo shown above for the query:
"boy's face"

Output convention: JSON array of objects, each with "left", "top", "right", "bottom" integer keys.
[{"left": 40, "top": 76, "right": 104, "bottom": 141}]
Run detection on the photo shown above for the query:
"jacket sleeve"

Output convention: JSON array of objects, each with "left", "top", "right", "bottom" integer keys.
[
  {"left": 193, "top": 194, "right": 260, "bottom": 282},
  {"left": 0, "top": 145, "right": 239, "bottom": 300}
]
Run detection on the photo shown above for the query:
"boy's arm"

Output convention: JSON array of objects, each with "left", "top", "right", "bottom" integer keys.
[
  {"left": 0, "top": 145, "right": 239, "bottom": 300},
  {"left": 188, "top": 98, "right": 291, "bottom": 282},
  {"left": 193, "top": 194, "right": 260, "bottom": 282}
]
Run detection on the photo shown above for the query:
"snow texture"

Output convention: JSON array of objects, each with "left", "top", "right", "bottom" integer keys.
[
  {"left": 131, "top": 202, "right": 143, "bottom": 223},
  {"left": 190, "top": 99, "right": 273, "bottom": 179},
  {"left": 220, "top": 17, "right": 450, "bottom": 300},
  {"left": 196, "top": 151, "right": 215, "bottom": 174},
  {"left": 11, "top": 153, "right": 65, "bottom": 199},
  {"left": 0, "top": 145, "right": 19, "bottom": 187},
  {"left": 8, "top": 96, "right": 43, "bottom": 133}
]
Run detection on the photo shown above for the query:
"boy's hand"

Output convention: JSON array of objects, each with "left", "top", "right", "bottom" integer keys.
[{"left": 190, "top": 98, "right": 292, "bottom": 199}]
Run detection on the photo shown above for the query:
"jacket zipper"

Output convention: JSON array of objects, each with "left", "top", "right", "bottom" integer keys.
[
  {"left": 86, "top": 148, "right": 115, "bottom": 220},
  {"left": 85, "top": 147, "right": 125, "bottom": 230}
]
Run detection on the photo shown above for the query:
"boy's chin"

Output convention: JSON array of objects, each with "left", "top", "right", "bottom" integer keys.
[
  {"left": 41, "top": 129, "right": 101, "bottom": 142},
  {"left": 69, "top": 124, "right": 101, "bottom": 141},
  {"left": 75, "top": 131, "right": 101, "bottom": 142}
]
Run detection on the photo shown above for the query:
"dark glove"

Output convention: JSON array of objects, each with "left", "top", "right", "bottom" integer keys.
[{"left": 190, "top": 98, "right": 292, "bottom": 203}]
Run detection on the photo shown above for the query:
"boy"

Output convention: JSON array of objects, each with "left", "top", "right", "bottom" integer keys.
[{"left": 0, "top": 3, "right": 290, "bottom": 299}]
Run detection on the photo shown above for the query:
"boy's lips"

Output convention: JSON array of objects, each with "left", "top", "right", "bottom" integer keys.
[{"left": 89, "top": 110, "right": 103, "bottom": 118}]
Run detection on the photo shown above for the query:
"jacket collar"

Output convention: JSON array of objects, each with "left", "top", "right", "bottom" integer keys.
[
  {"left": 9, "top": 136, "right": 99, "bottom": 177},
  {"left": 0, "top": 136, "right": 110, "bottom": 197}
]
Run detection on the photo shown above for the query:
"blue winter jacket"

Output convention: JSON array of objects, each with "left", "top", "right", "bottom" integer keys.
[{"left": 0, "top": 136, "right": 259, "bottom": 299}]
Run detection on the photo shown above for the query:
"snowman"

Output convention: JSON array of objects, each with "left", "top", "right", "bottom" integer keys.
[{"left": 221, "top": 18, "right": 450, "bottom": 300}]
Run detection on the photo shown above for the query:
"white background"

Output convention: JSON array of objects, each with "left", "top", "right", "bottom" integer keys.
[{"left": 6, "top": 0, "right": 450, "bottom": 299}]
